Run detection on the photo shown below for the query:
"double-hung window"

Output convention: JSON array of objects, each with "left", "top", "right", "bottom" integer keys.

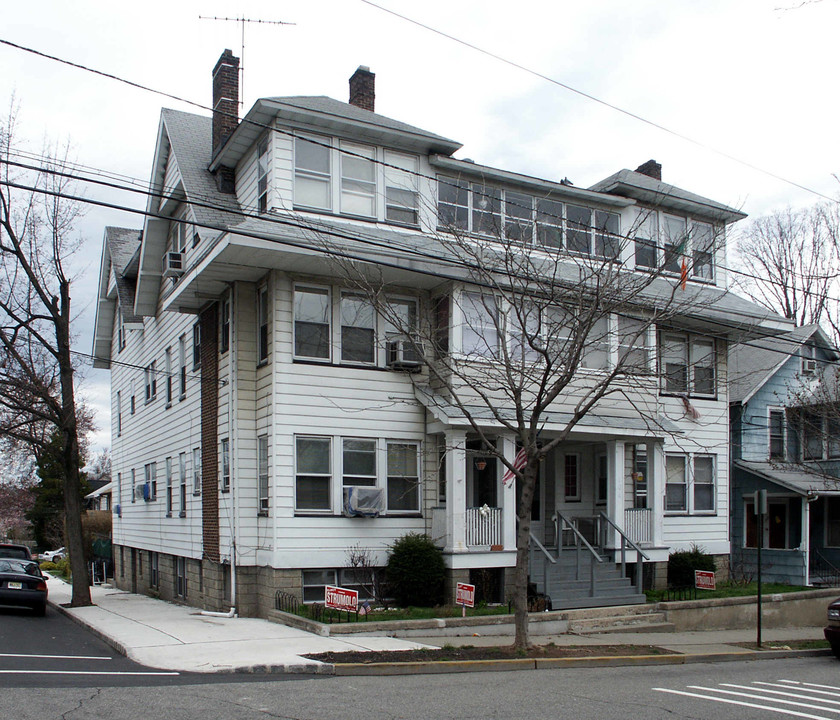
[
  {"left": 256, "top": 134, "right": 269, "bottom": 213},
  {"left": 504, "top": 191, "right": 533, "bottom": 243},
  {"left": 220, "top": 296, "right": 231, "bottom": 354},
  {"left": 145, "top": 462, "right": 157, "bottom": 501},
  {"left": 294, "top": 134, "right": 331, "bottom": 210},
  {"left": 258, "top": 286, "right": 269, "bottom": 364},
  {"left": 116, "top": 391, "right": 122, "bottom": 436},
  {"left": 387, "top": 442, "right": 419, "bottom": 512},
  {"left": 663, "top": 215, "right": 687, "bottom": 274},
  {"left": 340, "top": 293, "right": 375, "bottom": 364},
  {"left": 666, "top": 454, "right": 715, "bottom": 513},
  {"left": 582, "top": 315, "right": 610, "bottom": 370},
  {"left": 660, "top": 333, "right": 716, "bottom": 396},
  {"left": 144, "top": 362, "right": 157, "bottom": 402},
  {"left": 342, "top": 438, "right": 377, "bottom": 486},
  {"left": 165, "top": 457, "right": 173, "bottom": 516},
  {"left": 536, "top": 198, "right": 564, "bottom": 249},
  {"left": 295, "top": 436, "right": 331, "bottom": 511},
  {"left": 164, "top": 347, "right": 173, "bottom": 406},
  {"left": 802, "top": 410, "right": 825, "bottom": 461},
  {"left": 192, "top": 447, "right": 201, "bottom": 495},
  {"left": 509, "top": 303, "right": 542, "bottom": 364},
  {"left": 258, "top": 435, "right": 269, "bottom": 513},
  {"left": 220, "top": 438, "right": 230, "bottom": 492},
  {"left": 178, "top": 335, "right": 187, "bottom": 399},
  {"left": 594, "top": 210, "right": 621, "bottom": 259},
  {"left": 437, "top": 176, "right": 469, "bottom": 231},
  {"left": 294, "top": 286, "right": 331, "bottom": 360},
  {"left": 634, "top": 211, "right": 658, "bottom": 270},
  {"left": 340, "top": 142, "right": 376, "bottom": 217},
  {"left": 566, "top": 205, "right": 592, "bottom": 254},
  {"left": 617, "top": 317, "right": 650, "bottom": 373},
  {"left": 179, "top": 452, "right": 187, "bottom": 517},
  {"left": 691, "top": 221, "right": 715, "bottom": 280},
  {"left": 471, "top": 183, "right": 502, "bottom": 236},
  {"left": 461, "top": 292, "right": 499, "bottom": 359},
  {"left": 769, "top": 409, "right": 786, "bottom": 460},
  {"left": 384, "top": 151, "right": 419, "bottom": 225},
  {"left": 192, "top": 322, "right": 201, "bottom": 369},
  {"left": 564, "top": 454, "right": 580, "bottom": 501}
]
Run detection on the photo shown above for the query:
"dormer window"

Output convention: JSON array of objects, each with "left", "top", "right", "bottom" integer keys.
[
  {"left": 257, "top": 134, "right": 269, "bottom": 213},
  {"left": 634, "top": 210, "right": 717, "bottom": 282},
  {"left": 294, "top": 134, "right": 331, "bottom": 210},
  {"left": 340, "top": 142, "right": 376, "bottom": 217},
  {"left": 801, "top": 344, "right": 817, "bottom": 374}
]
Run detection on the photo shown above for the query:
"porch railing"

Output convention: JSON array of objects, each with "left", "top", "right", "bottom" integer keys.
[
  {"left": 810, "top": 549, "right": 840, "bottom": 587},
  {"left": 555, "top": 512, "right": 603, "bottom": 599},
  {"left": 465, "top": 506, "right": 503, "bottom": 546},
  {"left": 597, "top": 511, "right": 650, "bottom": 592},
  {"left": 623, "top": 507, "right": 653, "bottom": 545}
]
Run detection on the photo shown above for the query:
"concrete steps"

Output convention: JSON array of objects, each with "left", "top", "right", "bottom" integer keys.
[
  {"left": 532, "top": 552, "right": 645, "bottom": 608},
  {"left": 566, "top": 610, "right": 674, "bottom": 634}
]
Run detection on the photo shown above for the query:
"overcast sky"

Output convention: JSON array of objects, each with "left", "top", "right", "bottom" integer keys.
[{"left": 2, "top": 0, "right": 838, "bottom": 452}]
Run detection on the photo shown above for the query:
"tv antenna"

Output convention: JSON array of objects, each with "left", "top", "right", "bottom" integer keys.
[{"left": 199, "top": 15, "right": 296, "bottom": 109}]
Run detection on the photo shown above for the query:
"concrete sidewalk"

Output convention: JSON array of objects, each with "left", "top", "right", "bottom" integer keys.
[{"left": 46, "top": 576, "right": 830, "bottom": 675}]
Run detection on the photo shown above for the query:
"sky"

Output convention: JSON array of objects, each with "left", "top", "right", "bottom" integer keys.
[{"left": 2, "top": 0, "right": 839, "bottom": 452}]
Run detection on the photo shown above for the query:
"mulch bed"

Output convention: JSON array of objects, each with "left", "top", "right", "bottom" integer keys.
[{"left": 305, "top": 644, "right": 675, "bottom": 664}]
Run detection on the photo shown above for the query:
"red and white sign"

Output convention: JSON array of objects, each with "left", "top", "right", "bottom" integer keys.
[
  {"left": 695, "top": 570, "right": 716, "bottom": 590},
  {"left": 325, "top": 585, "right": 359, "bottom": 612},
  {"left": 456, "top": 582, "right": 475, "bottom": 608}
]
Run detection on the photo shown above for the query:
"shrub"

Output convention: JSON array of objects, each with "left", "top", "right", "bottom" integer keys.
[
  {"left": 40, "top": 557, "right": 71, "bottom": 580},
  {"left": 386, "top": 533, "right": 445, "bottom": 607},
  {"left": 668, "top": 545, "right": 716, "bottom": 587}
]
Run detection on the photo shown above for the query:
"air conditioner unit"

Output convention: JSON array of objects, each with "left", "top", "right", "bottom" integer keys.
[
  {"left": 386, "top": 336, "right": 423, "bottom": 369},
  {"left": 343, "top": 486, "right": 385, "bottom": 518},
  {"left": 162, "top": 251, "right": 184, "bottom": 278},
  {"left": 134, "top": 484, "right": 146, "bottom": 501},
  {"left": 802, "top": 359, "right": 818, "bottom": 374}
]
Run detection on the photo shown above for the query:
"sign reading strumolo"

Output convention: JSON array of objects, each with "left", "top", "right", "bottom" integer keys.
[
  {"left": 325, "top": 585, "right": 359, "bottom": 612},
  {"left": 695, "top": 570, "right": 716, "bottom": 590}
]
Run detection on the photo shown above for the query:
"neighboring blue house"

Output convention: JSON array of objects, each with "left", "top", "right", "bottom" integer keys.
[{"left": 729, "top": 324, "right": 840, "bottom": 586}]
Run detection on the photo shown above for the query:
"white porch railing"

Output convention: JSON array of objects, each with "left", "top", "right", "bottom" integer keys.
[
  {"left": 465, "top": 506, "right": 503, "bottom": 546},
  {"left": 624, "top": 508, "right": 653, "bottom": 545}
]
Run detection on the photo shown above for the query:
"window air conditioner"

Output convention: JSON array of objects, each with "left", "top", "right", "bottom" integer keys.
[
  {"left": 343, "top": 486, "right": 385, "bottom": 517},
  {"left": 162, "top": 251, "right": 184, "bottom": 278},
  {"left": 802, "top": 359, "right": 817, "bottom": 374},
  {"left": 386, "top": 336, "right": 423, "bottom": 369}
]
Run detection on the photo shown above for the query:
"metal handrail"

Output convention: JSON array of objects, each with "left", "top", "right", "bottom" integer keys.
[
  {"left": 529, "top": 531, "right": 556, "bottom": 599},
  {"left": 529, "top": 532, "right": 557, "bottom": 565},
  {"left": 554, "top": 513, "right": 602, "bottom": 562},
  {"left": 811, "top": 549, "right": 840, "bottom": 586},
  {"left": 598, "top": 511, "right": 650, "bottom": 560}
]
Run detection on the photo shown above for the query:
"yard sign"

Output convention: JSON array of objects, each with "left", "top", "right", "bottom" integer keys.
[
  {"left": 456, "top": 582, "right": 475, "bottom": 609},
  {"left": 325, "top": 585, "right": 359, "bottom": 612},
  {"left": 695, "top": 570, "right": 716, "bottom": 590}
]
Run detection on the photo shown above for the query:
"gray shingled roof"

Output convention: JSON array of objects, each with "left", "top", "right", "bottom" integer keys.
[
  {"left": 589, "top": 169, "right": 746, "bottom": 223},
  {"left": 728, "top": 324, "right": 823, "bottom": 403},
  {"left": 735, "top": 460, "right": 840, "bottom": 495},
  {"left": 267, "top": 96, "right": 459, "bottom": 147},
  {"left": 104, "top": 227, "right": 141, "bottom": 323},
  {"left": 161, "top": 108, "right": 243, "bottom": 232}
]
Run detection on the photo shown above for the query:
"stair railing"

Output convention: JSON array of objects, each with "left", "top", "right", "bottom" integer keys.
[
  {"left": 554, "top": 512, "right": 603, "bottom": 598},
  {"left": 597, "top": 511, "right": 650, "bottom": 591},
  {"left": 810, "top": 548, "right": 840, "bottom": 587},
  {"left": 529, "top": 531, "right": 557, "bottom": 597}
]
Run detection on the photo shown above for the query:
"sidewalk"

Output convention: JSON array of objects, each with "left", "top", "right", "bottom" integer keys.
[{"left": 46, "top": 576, "right": 830, "bottom": 675}]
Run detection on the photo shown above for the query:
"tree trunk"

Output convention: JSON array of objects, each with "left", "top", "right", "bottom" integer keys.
[
  {"left": 57, "top": 295, "right": 91, "bottom": 607},
  {"left": 512, "top": 460, "right": 537, "bottom": 651}
]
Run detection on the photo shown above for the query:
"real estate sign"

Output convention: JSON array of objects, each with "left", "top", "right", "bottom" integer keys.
[
  {"left": 456, "top": 582, "right": 475, "bottom": 608},
  {"left": 325, "top": 585, "right": 359, "bottom": 612},
  {"left": 695, "top": 570, "right": 716, "bottom": 590}
]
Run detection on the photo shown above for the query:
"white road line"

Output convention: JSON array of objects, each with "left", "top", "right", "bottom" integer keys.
[
  {"left": 0, "top": 670, "right": 179, "bottom": 676},
  {"left": 654, "top": 688, "right": 834, "bottom": 720},
  {"left": 686, "top": 685, "right": 840, "bottom": 715},
  {"left": 783, "top": 682, "right": 840, "bottom": 693},
  {"left": 0, "top": 653, "right": 111, "bottom": 661},
  {"left": 720, "top": 683, "right": 840, "bottom": 706},
  {"left": 757, "top": 682, "right": 840, "bottom": 699}
]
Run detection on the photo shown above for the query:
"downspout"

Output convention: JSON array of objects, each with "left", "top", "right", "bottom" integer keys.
[{"left": 229, "top": 282, "right": 238, "bottom": 615}]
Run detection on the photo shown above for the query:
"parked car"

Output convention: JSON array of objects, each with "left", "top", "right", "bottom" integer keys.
[
  {"left": 825, "top": 597, "right": 840, "bottom": 658},
  {"left": 39, "top": 547, "right": 66, "bottom": 562},
  {"left": 0, "top": 558, "right": 48, "bottom": 615},
  {"left": 0, "top": 543, "right": 33, "bottom": 560}
]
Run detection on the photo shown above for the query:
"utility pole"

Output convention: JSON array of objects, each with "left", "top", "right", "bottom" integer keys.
[
  {"left": 199, "top": 16, "right": 296, "bottom": 109},
  {"left": 755, "top": 489, "right": 767, "bottom": 647}
]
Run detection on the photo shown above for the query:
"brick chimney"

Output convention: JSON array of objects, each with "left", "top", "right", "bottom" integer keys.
[
  {"left": 212, "top": 49, "right": 240, "bottom": 159},
  {"left": 349, "top": 66, "right": 375, "bottom": 111},
  {"left": 635, "top": 159, "right": 662, "bottom": 181}
]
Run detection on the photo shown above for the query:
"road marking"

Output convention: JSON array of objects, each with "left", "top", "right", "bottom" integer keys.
[
  {"left": 782, "top": 682, "right": 840, "bottom": 693},
  {"left": 654, "top": 688, "right": 834, "bottom": 720},
  {"left": 753, "top": 682, "right": 840, "bottom": 701},
  {"left": 687, "top": 685, "right": 840, "bottom": 715},
  {"left": 0, "top": 670, "right": 179, "bottom": 676},
  {"left": 0, "top": 653, "right": 111, "bottom": 661}
]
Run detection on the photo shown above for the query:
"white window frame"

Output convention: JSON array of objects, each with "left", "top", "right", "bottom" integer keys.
[
  {"left": 116, "top": 391, "right": 122, "bottom": 436},
  {"left": 293, "top": 284, "right": 331, "bottom": 362},
  {"left": 258, "top": 435, "right": 269, "bottom": 514},
  {"left": 220, "top": 438, "right": 230, "bottom": 493},
  {"left": 459, "top": 290, "right": 500, "bottom": 359},
  {"left": 178, "top": 335, "right": 187, "bottom": 399},
  {"left": 386, "top": 440, "right": 420, "bottom": 513},
  {"left": 164, "top": 347, "right": 172, "bottom": 407},
  {"left": 563, "top": 453, "right": 581, "bottom": 502},
  {"left": 144, "top": 361, "right": 157, "bottom": 403},
  {"left": 165, "top": 457, "right": 173, "bottom": 516},
  {"left": 340, "top": 292, "right": 376, "bottom": 365},
  {"left": 665, "top": 453, "right": 717, "bottom": 515},
  {"left": 295, "top": 435, "right": 332, "bottom": 513},
  {"left": 179, "top": 452, "right": 187, "bottom": 518},
  {"left": 192, "top": 447, "right": 201, "bottom": 496},
  {"left": 596, "top": 454, "right": 608, "bottom": 506},
  {"left": 257, "top": 285, "right": 269, "bottom": 365},
  {"left": 692, "top": 455, "right": 715, "bottom": 514},
  {"left": 256, "top": 133, "right": 270, "bottom": 214},
  {"left": 659, "top": 332, "right": 716, "bottom": 398},
  {"left": 342, "top": 437, "right": 378, "bottom": 487},
  {"left": 340, "top": 141, "right": 377, "bottom": 218},
  {"left": 144, "top": 461, "right": 157, "bottom": 501},
  {"left": 384, "top": 151, "right": 420, "bottom": 226},
  {"left": 294, "top": 133, "right": 332, "bottom": 211},
  {"left": 665, "top": 454, "right": 687, "bottom": 513},
  {"left": 769, "top": 407, "right": 786, "bottom": 460}
]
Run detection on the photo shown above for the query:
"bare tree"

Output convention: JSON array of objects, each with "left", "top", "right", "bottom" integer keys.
[
  {"left": 734, "top": 204, "right": 840, "bottom": 341},
  {"left": 328, "top": 197, "right": 726, "bottom": 650},
  {"left": 0, "top": 105, "right": 91, "bottom": 605}
]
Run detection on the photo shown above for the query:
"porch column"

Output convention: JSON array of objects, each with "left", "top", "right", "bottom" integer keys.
[
  {"left": 606, "top": 440, "right": 624, "bottom": 550},
  {"left": 498, "top": 434, "right": 517, "bottom": 551},
  {"left": 802, "top": 496, "right": 811, "bottom": 586},
  {"left": 445, "top": 429, "right": 467, "bottom": 553},
  {"left": 647, "top": 440, "right": 665, "bottom": 547}
]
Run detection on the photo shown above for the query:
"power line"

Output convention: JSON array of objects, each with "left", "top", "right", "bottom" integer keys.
[{"left": 359, "top": 0, "right": 838, "bottom": 205}]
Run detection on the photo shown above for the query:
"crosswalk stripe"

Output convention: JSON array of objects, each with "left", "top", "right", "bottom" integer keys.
[
  {"left": 0, "top": 653, "right": 111, "bottom": 661},
  {"left": 783, "top": 682, "right": 840, "bottom": 693},
  {"left": 654, "top": 688, "right": 834, "bottom": 720},
  {"left": 752, "top": 682, "right": 840, "bottom": 701},
  {"left": 687, "top": 685, "right": 840, "bottom": 715},
  {"left": 0, "top": 670, "right": 179, "bottom": 676}
]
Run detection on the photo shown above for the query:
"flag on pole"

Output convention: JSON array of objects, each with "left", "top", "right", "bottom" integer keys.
[
  {"left": 359, "top": 601, "right": 371, "bottom": 616},
  {"left": 679, "top": 257, "right": 689, "bottom": 290},
  {"left": 502, "top": 448, "right": 527, "bottom": 487}
]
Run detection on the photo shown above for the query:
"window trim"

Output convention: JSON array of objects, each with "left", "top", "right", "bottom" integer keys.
[
  {"left": 220, "top": 438, "right": 230, "bottom": 493},
  {"left": 257, "top": 285, "right": 269, "bottom": 365},
  {"left": 258, "top": 435, "right": 269, "bottom": 515},
  {"left": 295, "top": 435, "right": 333, "bottom": 513},
  {"left": 165, "top": 456, "right": 173, "bottom": 517},
  {"left": 192, "top": 447, "right": 201, "bottom": 496},
  {"left": 659, "top": 332, "right": 717, "bottom": 399},
  {"left": 256, "top": 133, "right": 270, "bottom": 214},
  {"left": 293, "top": 284, "right": 332, "bottom": 362},
  {"left": 563, "top": 453, "right": 581, "bottom": 502},
  {"left": 178, "top": 452, "right": 187, "bottom": 518},
  {"left": 665, "top": 452, "right": 718, "bottom": 515},
  {"left": 769, "top": 407, "right": 786, "bottom": 460},
  {"left": 386, "top": 440, "right": 421, "bottom": 514}
]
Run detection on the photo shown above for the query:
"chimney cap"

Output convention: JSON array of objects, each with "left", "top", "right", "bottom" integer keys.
[{"left": 634, "top": 159, "right": 662, "bottom": 181}]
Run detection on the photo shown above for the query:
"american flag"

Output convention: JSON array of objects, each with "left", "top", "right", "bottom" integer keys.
[
  {"left": 359, "top": 601, "right": 371, "bottom": 617},
  {"left": 502, "top": 448, "right": 528, "bottom": 487}
]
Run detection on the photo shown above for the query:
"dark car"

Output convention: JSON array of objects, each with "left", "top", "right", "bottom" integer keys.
[
  {"left": 824, "top": 597, "right": 840, "bottom": 658},
  {"left": 0, "top": 543, "right": 33, "bottom": 560},
  {"left": 0, "top": 558, "right": 48, "bottom": 615}
]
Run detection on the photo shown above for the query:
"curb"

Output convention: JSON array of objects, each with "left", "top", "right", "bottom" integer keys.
[{"left": 48, "top": 599, "right": 130, "bottom": 659}]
